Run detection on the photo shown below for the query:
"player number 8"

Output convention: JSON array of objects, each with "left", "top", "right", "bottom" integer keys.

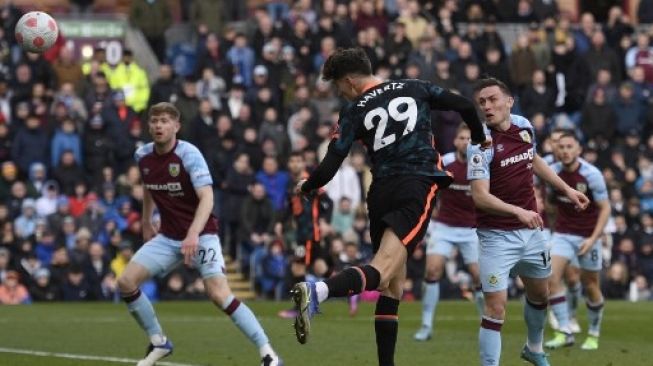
[{"left": 363, "top": 96, "right": 418, "bottom": 151}]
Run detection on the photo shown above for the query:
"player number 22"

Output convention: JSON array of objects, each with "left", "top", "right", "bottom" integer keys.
[{"left": 363, "top": 96, "right": 418, "bottom": 151}]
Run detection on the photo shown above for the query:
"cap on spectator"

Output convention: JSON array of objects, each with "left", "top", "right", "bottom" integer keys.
[
  {"left": 45, "top": 180, "right": 59, "bottom": 192},
  {"left": 263, "top": 42, "right": 278, "bottom": 54},
  {"left": 22, "top": 198, "right": 36, "bottom": 210},
  {"left": 63, "top": 216, "right": 75, "bottom": 225},
  {"left": 528, "top": 22, "right": 540, "bottom": 31},
  {"left": 282, "top": 45, "right": 295, "bottom": 55},
  {"left": 35, "top": 217, "right": 47, "bottom": 226},
  {"left": 118, "top": 240, "right": 133, "bottom": 251},
  {"left": 90, "top": 114, "right": 104, "bottom": 127},
  {"left": 627, "top": 128, "right": 640, "bottom": 137},
  {"left": 57, "top": 195, "right": 70, "bottom": 207},
  {"left": 87, "top": 192, "right": 99, "bottom": 201},
  {"left": 5, "top": 270, "right": 19, "bottom": 280},
  {"left": 112, "top": 90, "right": 126, "bottom": 101},
  {"left": 34, "top": 268, "right": 50, "bottom": 279},
  {"left": 254, "top": 65, "right": 268, "bottom": 77},
  {"left": 0, "top": 247, "right": 9, "bottom": 257}
]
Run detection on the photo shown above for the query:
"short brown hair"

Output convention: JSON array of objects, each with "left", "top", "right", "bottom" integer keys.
[
  {"left": 149, "top": 102, "right": 180, "bottom": 120},
  {"left": 456, "top": 122, "right": 470, "bottom": 135},
  {"left": 473, "top": 77, "right": 512, "bottom": 96},
  {"left": 322, "top": 48, "right": 372, "bottom": 81}
]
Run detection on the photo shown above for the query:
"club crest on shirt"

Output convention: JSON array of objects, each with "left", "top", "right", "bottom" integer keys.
[
  {"left": 488, "top": 274, "right": 499, "bottom": 286},
  {"left": 519, "top": 130, "right": 531, "bottom": 143},
  {"left": 576, "top": 183, "right": 587, "bottom": 193},
  {"left": 143, "top": 168, "right": 149, "bottom": 175},
  {"left": 496, "top": 144, "right": 504, "bottom": 152},
  {"left": 168, "top": 163, "right": 180, "bottom": 177}
]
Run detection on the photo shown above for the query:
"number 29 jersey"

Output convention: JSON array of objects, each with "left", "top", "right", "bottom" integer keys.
[{"left": 330, "top": 79, "right": 456, "bottom": 184}]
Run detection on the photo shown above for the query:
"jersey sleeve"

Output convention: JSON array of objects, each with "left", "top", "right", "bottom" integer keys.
[
  {"left": 330, "top": 103, "right": 358, "bottom": 157},
  {"left": 511, "top": 114, "right": 537, "bottom": 150},
  {"left": 441, "top": 152, "right": 456, "bottom": 166},
  {"left": 179, "top": 142, "right": 213, "bottom": 188},
  {"left": 467, "top": 143, "right": 493, "bottom": 180},
  {"left": 423, "top": 82, "right": 486, "bottom": 144},
  {"left": 585, "top": 164, "right": 608, "bottom": 202}
]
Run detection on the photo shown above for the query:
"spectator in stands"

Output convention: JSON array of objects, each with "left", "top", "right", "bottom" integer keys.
[
  {"left": 603, "top": 261, "right": 629, "bottom": 299},
  {"left": 106, "top": 49, "right": 150, "bottom": 113},
  {"left": 51, "top": 118, "right": 82, "bottom": 168},
  {"left": 14, "top": 198, "right": 37, "bottom": 239},
  {"left": 189, "top": 0, "right": 225, "bottom": 35},
  {"left": 174, "top": 77, "right": 200, "bottom": 136},
  {"left": 581, "top": 88, "right": 616, "bottom": 143},
  {"left": 34, "top": 180, "right": 58, "bottom": 217},
  {"left": 256, "top": 156, "right": 289, "bottom": 213},
  {"left": 510, "top": 33, "right": 538, "bottom": 93},
  {"left": 52, "top": 47, "right": 83, "bottom": 90},
  {"left": 0, "top": 247, "right": 11, "bottom": 279},
  {"left": 129, "top": 0, "right": 171, "bottom": 62},
  {"left": 332, "top": 197, "right": 355, "bottom": 236},
  {"left": 82, "top": 114, "right": 113, "bottom": 186},
  {"left": 0, "top": 270, "right": 30, "bottom": 304},
  {"left": 83, "top": 241, "right": 111, "bottom": 300},
  {"left": 11, "top": 114, "right": 48, "bottom": 175},
  {"left": 148, "top": 64, "right": 176, "bottom": 108},
  {"left": 102, "top": 90, "right": 139, "bottom": 174},
  {"left": 613, "top": 82, "right": 647, "bottom": 137},
  {"left": 61, "top": 265, "right": 91, "bottom": 301},
  {"left": 259, "top": 241, "right": 286, "bottom": 299},
  {"left": 240, "top": 182, "right": 274, "bottom": 278},
  {"left": 28, "top": 267, "right": 59, "bottom": 301},
  {"left": 227, "top": 33, "right": 256, "bottom": 88}
]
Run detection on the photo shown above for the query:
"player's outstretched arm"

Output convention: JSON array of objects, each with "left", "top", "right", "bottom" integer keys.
[
  {"left": 427, "top": 85, "right": 487, "bottom": 144},
  {"left": 533, "top": 155, "right": 589, "bottom": 210},
  {"left": 300, "top": 147, "right": 347, "bottom": 194}
]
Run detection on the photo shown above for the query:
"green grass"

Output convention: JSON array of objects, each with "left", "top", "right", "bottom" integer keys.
[{"left": 0, "top": 300, "right": 649, "bottom": 365}]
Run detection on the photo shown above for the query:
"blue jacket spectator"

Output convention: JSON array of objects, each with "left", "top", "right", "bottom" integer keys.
[
  {"left": 50, "top": 118, "right": 82, "bottom": 168},
  {"left": 226, "top": 34, "right": 256, "bottom": 87},
  {"left": 255, "top": 156, "right": 290, "bottom": 212}
]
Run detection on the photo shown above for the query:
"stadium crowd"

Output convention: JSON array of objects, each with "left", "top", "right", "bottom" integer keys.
[{"left": 0, "top": 0, "right": 652, "bottom": 305}]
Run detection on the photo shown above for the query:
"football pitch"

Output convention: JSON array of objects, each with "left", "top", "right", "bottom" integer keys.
[{"left": 0, "top": 300, "right": 650, "bottom": 366}]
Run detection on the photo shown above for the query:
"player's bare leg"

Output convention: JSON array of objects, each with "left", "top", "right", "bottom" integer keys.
[
  {"left": 415, "top": 254, "right": 445, "bottom": 341},
  {"left": 579, "top": 270, "right": 604, "bottom": 350},
  {"left": 292, "top": 228, "right": 405, "bottom": 344},
  {"left": 564, "top": 265, "right": 582, "bottom": 333},
  {"left": 118, "top": 262, "right": 172, "bottom": 366},
  {"left": 545, "top": 256, "right": 575, "bottom": 349},
  {"left": 376, "top": 264, "right": 404, "bottom": 366},
  {"left": 204, "top": 276, "right": 282, "bottom": 365},
  {"left": 520, "top": 276, "right": 551, "bottom": 366},
  {"left": 467, "top": 262, "right": 485, "bottom": 317}
]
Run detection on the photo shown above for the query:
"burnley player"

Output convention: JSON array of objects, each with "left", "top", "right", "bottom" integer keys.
[
  {"left": 544, "top": 132, "right": 610, "bottom": 351},
  {"left": 414, "top": 123, "right": 484, "bottom": 342},
  {"left": 467, "top": 78, "right": 589, "bottom": 366},
  {"left": 545, "top": 128, "right": 583, "bottom": 334},
  {"left": 291, "top": 48, "right": 490, "bottom": 366},
  {"left": 117, "top": 103, "right": 282, "bottom": 366}
]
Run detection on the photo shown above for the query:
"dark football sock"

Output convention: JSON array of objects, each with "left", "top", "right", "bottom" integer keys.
[
  {"left": 324, "top": 265, "right": 380, "bottom": 298},
  {"left": 375, "top": 296, "right": 400, "bottom": 366}
]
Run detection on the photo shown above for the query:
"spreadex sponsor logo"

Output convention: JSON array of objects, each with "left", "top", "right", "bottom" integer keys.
[
  {"left": 356, "top": 83, "right": 405, "bottom": 107},
  {"left": 500, "top": 147, "right": 534, "bottom": 168},
  {"left": 448, "top": 184, "right": 470, "bottom": 191},
  {"left": 145, "top": 183, "right": 182, "bottom": 191}
]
